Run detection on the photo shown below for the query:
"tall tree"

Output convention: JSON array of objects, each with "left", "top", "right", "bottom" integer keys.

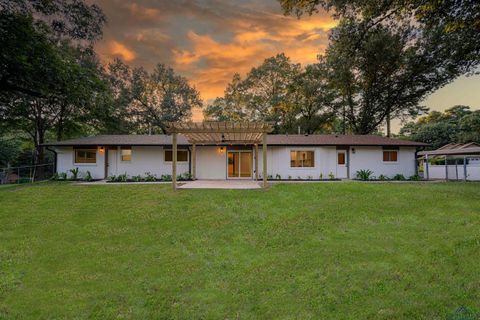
[
  {"left": 106, "top": 60, "right": 202, "bottom": 134},
  {"left": 288, "top": 63, "right": 336, "bottom": 134},
  {"left": 204, "top": 73, "right": 248, "bottom": 121},
  {"left": 279, "top": 0, "right": 480, "bottom": 136}
]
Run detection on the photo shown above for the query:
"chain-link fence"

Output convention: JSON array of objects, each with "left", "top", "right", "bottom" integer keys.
[{"left": 0, "top": 163, "right": 54, "bottom": 184}]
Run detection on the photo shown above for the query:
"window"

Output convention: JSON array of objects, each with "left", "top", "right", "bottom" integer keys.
[
  {"left": 75, "top": 149, "right": 96, "bottom": 164},
  {"left": 121, "top": 147, "right": 132, "bottom": 161},
  {"left": 338, "top": 152, "right": 346, "bottom": 165},
  {"left": 383, "top": 150, "right": 398, "bottom": 162},
  {"left": 290, "top": 151, "right": 314, "bottom": 167},
  {"left": 165, "top": 150, "right": 188, "bottom": 162}
]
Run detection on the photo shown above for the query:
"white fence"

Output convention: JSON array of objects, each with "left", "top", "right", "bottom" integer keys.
[{"left": 425, "top": 164, "right": 480, "bottom": 181}]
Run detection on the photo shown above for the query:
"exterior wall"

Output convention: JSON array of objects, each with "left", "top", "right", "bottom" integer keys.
[
  {"left": 109, "top": 146, "right": 189, "bottom": 178},
  {"left": 56, "top": 145, "right": 418, "bottom": 180},
  {"left": 56, "top": 147, "right": 106, "bottom": 179},
  {"left": 196, "top": 146, "right": 227, "bottom": 179},
  {"left": 424, "top": 164, "right": 480, "bottom": 181},
  {"left": 349, "top": 146, "right": 416, "bottom": 179},
  {"left": 258, "top": 146, "right": 338, "bottom": 179}
]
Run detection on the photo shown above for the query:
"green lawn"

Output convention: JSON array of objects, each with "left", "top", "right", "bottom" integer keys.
[{"left": 0, "top": 182, "right": 479, "bottom": 319}]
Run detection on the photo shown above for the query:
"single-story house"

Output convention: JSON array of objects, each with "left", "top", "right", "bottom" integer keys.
[{"left": 43, "top": 122, "right": 427, "bottom": 183}]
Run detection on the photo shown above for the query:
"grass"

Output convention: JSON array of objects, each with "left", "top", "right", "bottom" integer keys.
[{"left": 0, "top": 182, "right": 479, "bottom": 319}]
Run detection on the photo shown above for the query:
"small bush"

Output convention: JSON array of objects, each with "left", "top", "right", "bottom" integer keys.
[
  {"left": 288, "top": 175, "right": 292, "bottom": 180},
  {"left": 378, "top": 174, "right": 389, "bottom": 181},
  {"left": 145, "top": 172, "right": 157, "bottom": 182},
  {"left": 116, "top": 173, "right": 128, "bottom": 182},
  {"left": 132, "top": 175, "right": 143, "bottom": 182},
  {"left": 160, "top": 174, "right": 172, "bottom": 181},
  {"left": 267, "top": 174, "right": 273, "bottom": 180},
  {"left": 275, "top": 174, "right": 281, "bottom": 180},
  {"left": 181, "top": 172, "right": 193, "bottom": 180},
  {"left": 393, "top": 174, "right": 406, "bottom": 181},
  {"left": 59, "top": 172, "right": 67, "bottom": 180},
  {"left": 107, "top": 175, "right": 116, "bottom": 182},
  {"left": 328, "top": 172, "right": 335, "bottom": 180},
  {"left": 356, "top": 169, "right": 373, "bottom": 181},
  {"left": 69, "top": 168, "right": 79, "bottom": 180},
  {"left": 409, "top": 174, "right": 421, "bottom": 181},
  {"left": 319, "top": 173, "right": 323, "bottom": 179},
  {"left": 84, "top": 171, "right": 93, "bottom": 182},
  {"left": 51, "top": 173, "right": 59, "bottom": 181}
]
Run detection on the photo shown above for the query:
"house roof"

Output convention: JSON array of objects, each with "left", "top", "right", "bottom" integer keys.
[
  {"left": 418, "top": 142, "right": 480, "bottom": 156},
  {"left": 43, "top": 134, "right": 427, "bottom": 147}
]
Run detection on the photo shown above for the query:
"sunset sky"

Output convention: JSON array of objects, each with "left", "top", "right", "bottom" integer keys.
[{"left": 94, "top": 0, "right": 480, "bottom": 125}]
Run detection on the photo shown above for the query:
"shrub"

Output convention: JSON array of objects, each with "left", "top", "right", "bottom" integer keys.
[
  {"left": 409, "top": 174, "right": 421, "bottom": 181},
  {"left": 288, "top": 175, "right": 292, "bottom": 180},
  {"left": 160, "top": 174, "right": 172, "bottom": 181},
  {"left": 116, "top": 173, "right": 128, "bottom": 182},
  {"left": 393, "top": 174, "right": 406, "bottom": 181},
  {"left": 307, "top": 175, "right": 313, "bottom": 180},
  {"left": 84, "top": 171, "right": 93, "bottom": 182},
  {"left": 59, "top": 172, "right": 67, "bottom": 180},
  {"left": 378, "top": 174, "right": 389, "bottom": 181},
  {"left": 328, "top": 172, "right": 335, "bottom": 180},
  {"left": 51, "top": 173, "right": 59, "bottom": 181},
  {"left": 145, "top": 172, "right": 157, "bottom": 182},
  {"left": 132, "top": 175, "right": 143, "bottom": 182},
  {"left": 181, "top": 172, "right": 193, "bottom": 180},
  {"left": 69, "top": 168, "right": 79, "bottom": 180},
  {"left": 319, "top": 173, "right": 323, "bottom": 179},
  {"left": 275, "top": 174, "right": 281, "bottom": 180},
  {"left": 356, "top": 169, "right": 373, "bottom": 181},
  {"left": 267, "top": 174, "right": 273, "bottom": 180},
  {"left": 107, "top": 175, "right": 116, "bottom": 182}
]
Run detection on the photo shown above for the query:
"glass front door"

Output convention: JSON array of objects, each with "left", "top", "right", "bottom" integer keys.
[{"left": 227, "top": 151, "right": 252, "bottom": 178}]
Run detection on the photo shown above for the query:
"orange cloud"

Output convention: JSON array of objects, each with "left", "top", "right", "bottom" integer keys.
[{"left": 108, "top": 40, "right": 137, "bottom": 62}]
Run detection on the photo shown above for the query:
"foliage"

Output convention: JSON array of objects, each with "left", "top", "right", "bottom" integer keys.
[
  {"left": 400, "top": 106, "right": 480, "bottom": 149},
  {"left": 59, "top": 172, "right": 67, "bottom": 180},
  {"left": 356, "top": 169, "right": 373, "bottom": 181},
  {"left": 106, "top": 59, "right": 202, "bottom": 134},
  {"left": 145, "top": 172, "right": 157, "bottom": 182},
  {"left": 275, "top": 174, "right": 281, "bottom": 180},
  {"left": 378, "top": 174, "right": 389, "bottom": 181},
  {"left": 160, "top": 174, "right": 172, "bottom": 182},
  {"left": 393, "top": 174, "right": 406, "bottom": 181},
  {"left": 328, "top": 172, "right": 335, "bottom": 180},
  {"left": 69, "top": 168, "right": 79, "bottom": 180},
  {"left": 132, "top": 175, "right": 143, "bottom": 182},
  {"left": 83, "top": 171, "right": 92, "bottom": 182},
  {"left": 409, "top": 174, "right": 421, "bottom": 181},
  {"left": 117, "top": 173, "right": 128, "bottom": 182},
  {"left": 1, "top": 182, "right": 479, "bottom": 318},
  {"left": 279, "top": 0, "right": 480, "bottom": 136}
]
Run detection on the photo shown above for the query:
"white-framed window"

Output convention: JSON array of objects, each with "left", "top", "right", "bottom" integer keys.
[
  {"left": 383, "top": 150, "right": 398, "bottom": 162},
  {"left": 290, "top": 150, "right": 315, "bottom": 168},
  {"left": 121, "top": 147, "right": 132, "bottom": 161},
  {"left": 164, "top": 150, "right": 189, "bottom": 162},
  {"left": 75, "top": 149, "right": 96, "bottom": 164}
]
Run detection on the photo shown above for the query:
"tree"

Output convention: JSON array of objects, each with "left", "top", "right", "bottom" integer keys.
[
  {"left": 399, "top": 106, "right": 480, "bottom": 148},
  {"left": 106, "top": 60, "right": 202, "bottom": 134},
  {"left": 288, "top": 63, "right": 336, "bottom": 134},
  {"left": 279, "top": 0, "right": 480, "bottom": 136},
  {"left": 204, "top": 74, "right": 248, "bottom": 121}
]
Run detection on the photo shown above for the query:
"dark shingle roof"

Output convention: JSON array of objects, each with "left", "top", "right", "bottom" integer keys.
[{"left": 43, "top": 134, "right": 427, "bottom": 147}]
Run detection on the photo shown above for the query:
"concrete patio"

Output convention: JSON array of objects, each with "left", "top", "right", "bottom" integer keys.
[{"left": 178, "top": 180, "right": 262, "bottom": 189}]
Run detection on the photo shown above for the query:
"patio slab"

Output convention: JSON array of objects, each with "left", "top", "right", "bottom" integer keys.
[{"left": 178, "top": 180, "right": 262, "bottom": 189}]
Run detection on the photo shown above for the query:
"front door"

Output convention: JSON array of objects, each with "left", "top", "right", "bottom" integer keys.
[
  {"left": 336, "top": 150, "right": 348, "bottom": 179},
  {"left": 227, "top": 151, "right": 252, "bottom": 179}
]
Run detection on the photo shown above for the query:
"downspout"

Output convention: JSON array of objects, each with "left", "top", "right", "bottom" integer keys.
[
  {"left": 188, "top": 147, "right": 192, "bottom": 176},
  {"left": 45, "top": 146, "right": 57, "bottom": 174},
  {"left": 346, "top": 146, "right": 351, "bottom": 179}
]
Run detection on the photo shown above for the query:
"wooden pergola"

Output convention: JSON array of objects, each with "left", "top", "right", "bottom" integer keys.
[{"left": 165, "top": 121, "right": 274, "bottom": 190}]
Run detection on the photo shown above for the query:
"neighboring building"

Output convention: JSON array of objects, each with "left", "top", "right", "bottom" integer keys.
[
  {"left": 418, "top": 143, "right": 480, "bottom": 181},
  {"left": 44, "top": 133, "right": 427, "bottom": 181}
]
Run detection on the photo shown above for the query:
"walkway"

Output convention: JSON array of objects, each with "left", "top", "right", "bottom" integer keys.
[{"left": 178, "top": 180, "right": 262, "bottom": 189}]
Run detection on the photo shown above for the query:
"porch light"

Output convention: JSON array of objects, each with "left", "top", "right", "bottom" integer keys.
[{"left": 98, "top": 146, "right": 105, "bottom": 153}]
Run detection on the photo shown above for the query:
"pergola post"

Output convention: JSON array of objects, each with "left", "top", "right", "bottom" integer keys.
[
  {"left": 172, "top": 132, "right": 177, "bottom": 191},
  {"left": 262, "top": 133, "right": 267, "bottom": 189},
  {"left": 455, "top": 158, "right": 459, "bottom": 180},
  {"left": 444, "top": 155, "right": 448, "bottom": 181},
  {"left": 425, "top": 154, "right": 429, "bottom": 180},
  {"left": 463, "top": 156, "right": 467, "bottom": 181},
  {"left": 254, "top": 144, "right": 259, "bottom": 180},
  {"left": 192, "top": 143, "right": 196, "bottom": 180}
]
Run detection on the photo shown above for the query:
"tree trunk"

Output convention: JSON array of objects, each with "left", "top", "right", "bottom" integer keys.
[{"left": 386, "top": 111, "right": 391, "bottom": 137}]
